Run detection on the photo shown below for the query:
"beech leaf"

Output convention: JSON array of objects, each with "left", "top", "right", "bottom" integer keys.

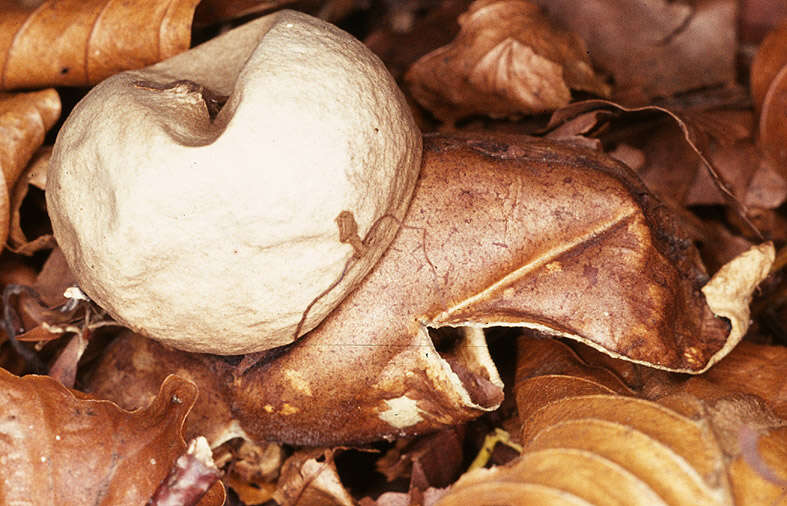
[
  {"left": 9, "top": 146, "right": 55, "bottom": 255},
  {"left": 0, "top": 89, "right": 60, "bottom": 251},
  {"left": 441, "top": 336, "right": 787, "bottom": 506},
  {"left": 0, "top": 0, "right": 200, "bottom": 90},
  {"left": 0, "top": 370, "right": 224, "bottom": 505},
  {"left": 272, "top": 449, "right": 355, "bottom": 506},
  {"left": 405, "top": 0, "right": 609, "bottom": 123},
  {"left": 530, "top": 0, "right": 737, "bottom": 104},
  {"left": 547, "top": 99, "right": 769, "bottom": 238}
]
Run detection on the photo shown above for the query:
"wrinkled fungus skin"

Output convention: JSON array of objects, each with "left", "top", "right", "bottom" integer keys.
[{"left": 46, "top": 10, "right": 422, "bottom": 354}]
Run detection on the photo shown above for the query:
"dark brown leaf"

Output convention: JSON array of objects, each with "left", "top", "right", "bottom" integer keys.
[
  {"left": 531, "top": 0, "right": 737, "bottom": 104},
  {"left": 405, "top": 0, "right": 609, "bottom": 123},
  {"left": 86, "top": 330, "right": 241, "bottom": 447},
  {"left": 750, "top": 20, "right": 787, "bottom": 113},
  {"left": 548, "top": 100, "right": 769, "bottom": 238},
  {"left": 0, "top": 370, "right": 224, "bottom": 505}
]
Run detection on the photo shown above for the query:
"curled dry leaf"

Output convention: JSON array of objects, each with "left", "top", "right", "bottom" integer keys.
[
  {"left": 8, "top": 146, "right": 56, "bottom": 255},
  {"left": 752, "top": 21, "right": 787, "bottom": 175},
  {"left": 0, "top": 0, "right": 200, "bottom": 90},
  {"left": 88, "top": 133, "right": 769, "bottom": 446},
  {"left": 273, "top": 449, "right": 355, "bottom": 506},
  {"left": 405, "top": 0, "right": 609, "bottom": 123},
  {"left": 0, "top": 370, "right": 224, "bottom": 505},
  {"left": 750, "top": 21, "right": 787, "bottom": 113},
  {"left": 442, "top": 335, "right": 787, "bottom": 506},
  {"left": 0, "top": 89, "right": 60, "bottom": 250},
  {"left": 759, "top": 65, "right": 787, "bottom": 179},
  {"left": 531, "top": 0, "right": 737, "bottom": 104}
]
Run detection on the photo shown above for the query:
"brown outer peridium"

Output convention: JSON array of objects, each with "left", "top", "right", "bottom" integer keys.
[{"left": 225, "top": 133, "right": 731, "bottom": 446}]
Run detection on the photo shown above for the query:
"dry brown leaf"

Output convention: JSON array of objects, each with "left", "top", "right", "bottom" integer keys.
[
  {"left": 0, "top": 0, "right": 200, "bottom": 90},
  {"left": 759, "top": 65, "right": 787, "bottom": 179},
  {"left": 8, "top": 146, "right": 55, "bottom": 255},
  {"left": 86, "top": 330, "right": 243, "bottom": 448},
  {"left": 0, "top": 89, "right": 59, "bottom": 252},
  {"left": 273, "top": 449, "right": 355, "bottom": 506},
  {"left": 364, "top": 0, "right": 467, "bottom": 83},
  {"left": 85, "top": 133, "right": 770, "bottom": 447},
  {"left": 750, "top": 21, "right": 787, "bottom": 113},
  {"left": 666, "top": 342, "right": 787, "bottom": 421},
  {"left": 229, "top": 132, "right": 736, "bottom": 444},
  {"left": 442, "top": 338, "right": 787, "bottom": 506},
  {"left": 377, "top": 427, "right": 465, "bottom": 488},
  {"left": 739, "top": 0, "right": 787, "bottom": 44},
  {"left": 548, "top": 100, "right": 769, "bottom": 238},
  {"left": 0, "top": 370, "right": 224, "bottom": 505},
  {"left": 405, "top": 0, "right": 609, "bottom": 123},
  {"left": 194, "top": 0, "right": 297, "bottom": 25},
  {"left": 531, "top": 0, "right": 737, "bottom": 104}
]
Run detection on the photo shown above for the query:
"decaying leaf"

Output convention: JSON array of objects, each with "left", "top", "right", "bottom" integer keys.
[
  {"left": 87, "top": 133, "right": 770, "bottom": 447},
  {"left": 749, "top": 20, "right": 787, "bottom": 176},
  {"left": 0, "top": 370, "right": 224, "bottom": 505},
  {"left": 193, "top": 0, "right": 296, "bottom": 25},
  {"left": 0, "top": 89, "right": 60, "bottom": 251},
  {"left": 0, "top": 0, "right": 200, "bottom": 90},
  {"left": 436, "top": 335, "right": 787, "bottom": 506},
  {"left": 759, "top": 66, "right": 787, "bottom": 179},
  {"left": 531, "top": 0, "right": 737, "bottom": 104},
  {"left": 405, "top": 0, "right": 609, "bottom": 123},
  {"left": 8, "top": 146, "right": 55, "bottom": 255},
  {"left": 547, "top": 100, "right": 770, "bottom": 238},
  {"left": 86, "top": 330, "right": 244, "bottom": 448},
  {"left": 272, "top": 449, "right": 355, "bottom": 506},
  {"left": 750, "top": 20, "right": 787, "bottom": 113}
]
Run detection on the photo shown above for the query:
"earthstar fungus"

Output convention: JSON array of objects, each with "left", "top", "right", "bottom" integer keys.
[{"left": 46, "top": 10, "right": 422, "bottom": 354}]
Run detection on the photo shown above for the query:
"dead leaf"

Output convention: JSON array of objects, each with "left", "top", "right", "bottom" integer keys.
[
  {"left": 750, "top": 21, "right": 787, "bottom": 113},
  {"left": 194, "top": 0, "right": 297, "bottom": 26},
  {"left": 85, "top": 330, "right": 243, "bottom": 448},
  {"left": 0, "top": 370, "right": 224, "bottom": 505},
  {"left": 739, "top": 0, "right": 787, "bottom": 44},
  {"left": 148, "top": 436, "right": 222, "bottom": 506},
  {"left": 273, "top": 449, "right": 355, "bottom": 506},
  {"left": 531, "top": 0, "right": 737, "bottom": 104},
  {"left": 701, "top": 243, "right": 775, "bottom": 356},
  {"left": 377, "top": 427, "right": 465, "bottom": 488},
  {"left": 0, "top": 89, "right": 60, "bottom": 251},
  {"left": 8, "top": 146, "right": 55, "bottom": 255},
  {"left": 447, "top": 339, "right": 787, "bottom": 506},
  {"left": 405, "top": 0, "right": 609, "bottom": 123},
  {"left": 218, "top": 438, "right": 281, "bottom": 505},
  {"left": 548, "top": 100, "right": 768, "bottom": 239},
  {"left": 364, "top": 0, "right": 468, "bottom": 83},
  {"left": 0, "top": 0, "right": 200, "bottom": 90},
  {"left": 759, "top": 65, "right": 787, "bottom": 179}
]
